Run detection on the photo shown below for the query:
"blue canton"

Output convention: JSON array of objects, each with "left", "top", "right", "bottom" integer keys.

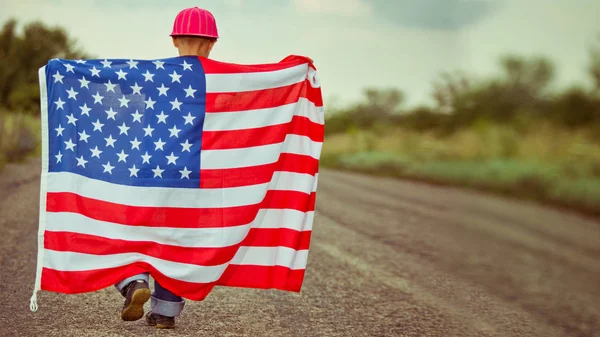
[{"left": 45, "top": 56, "right": 206, "bottom": 188}]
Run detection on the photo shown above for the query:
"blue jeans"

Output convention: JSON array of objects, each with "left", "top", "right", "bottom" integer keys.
[{"left": 115, "top": 273, "right": 185, "bottom": 317}]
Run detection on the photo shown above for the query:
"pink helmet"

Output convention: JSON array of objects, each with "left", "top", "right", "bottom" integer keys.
[{"left": 170, "top": 7, "right": 219, "bottom": 39}]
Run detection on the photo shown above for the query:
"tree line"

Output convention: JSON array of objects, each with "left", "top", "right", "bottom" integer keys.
[{"left": 326, "top": 38, "right": 600, "bottom": 137}]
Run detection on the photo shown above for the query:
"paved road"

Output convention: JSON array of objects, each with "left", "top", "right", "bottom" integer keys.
[{"left": 0, "top": 159, "right": 599, "bottom": 337}]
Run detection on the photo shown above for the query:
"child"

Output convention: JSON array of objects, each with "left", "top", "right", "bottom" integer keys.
[{"left": 116, "top": 6, "right": 219, "bottom": 329}]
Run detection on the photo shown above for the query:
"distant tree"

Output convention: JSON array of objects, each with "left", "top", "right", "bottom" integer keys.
[
  {"left": 0, "top": 19, "right": 90, "bottom": 114},
  {"left": 589, "top": 34, "right": 600, "bottom": 93}
]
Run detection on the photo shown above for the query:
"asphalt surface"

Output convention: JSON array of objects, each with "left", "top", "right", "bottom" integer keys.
[{"left": 0, "top": 158, "right": 599, "bottom": 337}]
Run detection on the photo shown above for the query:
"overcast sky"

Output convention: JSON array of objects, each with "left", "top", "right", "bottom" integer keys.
[{"left": 1, "top": 0, "right": 599, "bottom": 108}]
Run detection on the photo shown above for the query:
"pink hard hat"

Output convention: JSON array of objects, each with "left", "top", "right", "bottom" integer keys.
[{"left": 170, "top": 7, "right": 219, "bottom": 39}]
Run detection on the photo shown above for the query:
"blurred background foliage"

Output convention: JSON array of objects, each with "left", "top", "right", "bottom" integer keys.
[
  {"left": 0, "top": 18, "right": 599, "bottom": 214},
  {"left": 322, "top": 34, "right": 600, "bottom": 215}
]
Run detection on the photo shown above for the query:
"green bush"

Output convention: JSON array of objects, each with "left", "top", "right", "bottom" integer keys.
[{"left": 0, "top": 111, "right": 41, "bottom": 168}]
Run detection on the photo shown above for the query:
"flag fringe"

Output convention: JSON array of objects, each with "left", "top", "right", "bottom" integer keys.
[{"left": 31, "top": 65, "right": 49, "bottom": 312}]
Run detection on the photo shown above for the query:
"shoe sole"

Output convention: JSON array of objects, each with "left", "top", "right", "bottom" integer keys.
[
  {"left": 156, "top": 323, "right": 175, "bottom": 329},
  {"left": 121, "top": 288, "right": 151, "bottom": 321},
  {"left": 147, "top": 318, "right": 175, "bottom": 329}
]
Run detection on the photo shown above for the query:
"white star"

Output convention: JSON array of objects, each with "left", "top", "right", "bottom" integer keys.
[
  {"left": 132, "top": 110, "right": 143, "bottom": 123},
  {"left": 129, "top": 164, "right": 140, "bottom": 177},
  {"left": 153, "top": 60, "right": 165, "bottom": 69},
  {"left": 92, "top": 119, "right": 104, "bottom": 132},
  {"left": 179, "top": 167, "right": 192, "bottom": 179},
  {"left": 101, "top": 59, "right": 112, "bottom": 68},
  {"left": 102, "top": 161, "right": 115, "bottom": 174},
  {"left": 118, "top": 122, "right": 130, "bottom": 135},
  {"left": 182, "top": 60, "right": 193, "bottom": 71},
  {"left": 78, "top": 130, "right": 90, "bottom": 143},
  {"left": 144, "top": 97, "right": 156, "bottom": 109},
  {"left": 157, "top": 83, "right": 169, "bottom": 96},
  {"left": 52, "top": 71, "right": 64, "bottom": 83},
  {"left": 156, "top": 111, "right": 168, "bottom": 124},
  {"left": 180, "top": 139, "right": 193, "bottom": 152},
  {"left": 130, "top": 137, "right": 142, "bottom": 150},
  {"left": 79, "top": 103, "right": 91, "bottom": 116},
  {"left": 126, "top": 59, "right": 139, "bottom": 69},
  {"left": 64, "top": 63, "right": 75, "bottom": 73},
  {"left": 168, "top": 125, "right": 181, "bottom": 138},
  {"left": 118, "top": 95, "right": 130, "bottom": 107},
  {"left": 166, "top": 152, "right": 179, "bottom": 165},
  {"left": 75, "top": 59, "right": 86, "bottom": 64},
  {"left": 143, "top": 124, "right": 155, "bottom": 137},
  {"left": 104, "top": 80, "right": 116, "bottom": 93},
  {"left": 105, "top": 107, "right": 118, "bottom": 120},
  {"left": 142, "top": 70, "right": 155, "bottom": 82},
  {"left": 90, "top": 146, "right": 102, "bottom": 158},
  {"left": 54, "top": 97, "right": 65, "bottom": 110},
  {"left": 92, "top": 92, "right": 104, "bottom": 104},
  {"left": 169, "top": 70, "right": 182, "bottom": 83},
  {"left": 170, "top": 97, "right": 182, "bottom": 111},
  {"left": 66, "top": 87, "right": 78, "bottom": 100},
  {"left": 55, "top": 124, "right": 65, "bottom": 136},
  {"left": 105, "top": 135, "right": 117, "bottom": 147},
  {"left": 130, "top": 82, "right": 143, "bottom": 95},
  {"left": 154, "top": 138, "right": 166, "bottom": 151},
  {"left": 66, "top": 113, "right": 78, "bottom": 126},
  {"left": 117, "top": 150, "right": 129, "bottom": 163},
  {"left": 116, "top": 69, "right": 128, "bottom": 80},
  {"left": 55, "top": 151, "right": 63, "bottom": 163},
  {"left": 90, "top": 66, "right": 101, "bottom": 77},
  {"left": 141, "top": 151, "right": 152, "bottom": 164},
  {"left": 78, "top": 76, "right": 90, "bottom": 89},
  {"left": 183, "top": 112, "right": 195, "bottom": 125},
  {"left": 184, "top": 85, "right": 197, "bottom": 98},
  {"left": 64, "top": 139, "right": 76, "bottom": 151},
  {"left": 152, "top": 165, "right": 165, "bottom": 178},
  {"left": 76, "top": 155, "right": 88, "bottom": 168}
]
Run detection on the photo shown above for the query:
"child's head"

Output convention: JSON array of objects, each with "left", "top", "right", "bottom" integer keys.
[{"left": 170, "top": 7, "right": 219, "bottom": 57}]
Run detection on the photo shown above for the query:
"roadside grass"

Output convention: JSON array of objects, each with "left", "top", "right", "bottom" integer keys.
[
  {"left": 321, "top": 123, "right": 600, "bottom": 216},
  {"left": 0, "top": 111, "right": 41, "bottom": 170}
]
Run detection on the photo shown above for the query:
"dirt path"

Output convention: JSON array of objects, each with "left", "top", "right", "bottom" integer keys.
[{"left": 0, "top": 159, "right": 599, "bottom": 336}]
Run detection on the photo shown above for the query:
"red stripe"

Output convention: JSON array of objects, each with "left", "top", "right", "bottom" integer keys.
[
  {"left": 41, "top": 264, "right": 304, "bottom": 300},
  {"left": 199, "top": 55, "right": 311, "bottom": 74},
  {"left": 46, "top": 191, "right": 316, "bottom": 228},
  {"left": 200, "top": 153, "right": 319, "bottom": 188},
  {"left": 241, "top": 228, "right": 311, "bottom": 248},
  {"left": 44, "top": 228, "right": 310, "bottom": 266},
  {"left": 202, "top": 115, "right": 323, "bottom": 150},
  {"left": 205, "top": 79, "right": 322, "bottom": 112},
  {"left": 217, "top": 264, "right": 305, "bottom": 292}
]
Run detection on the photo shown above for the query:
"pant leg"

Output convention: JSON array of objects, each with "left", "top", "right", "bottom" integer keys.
[
  {"left": 114, "top": 273, "right": 149, "bottom": 295},
  {"left": 151, "top": 279, "right": 185, "bottom": 317}
]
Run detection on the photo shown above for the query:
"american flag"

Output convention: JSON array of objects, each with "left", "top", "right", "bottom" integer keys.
[{"left": 31, "top": 55, "right": 323, "bottom": 309}]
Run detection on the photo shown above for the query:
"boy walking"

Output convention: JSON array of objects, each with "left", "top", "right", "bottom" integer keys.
[{"left": 117, "top": 6, "right": 218, "bottom": 329}]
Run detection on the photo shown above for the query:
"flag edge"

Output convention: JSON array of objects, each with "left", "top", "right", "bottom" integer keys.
[{"left": 30, "top": 64, "right": 49, "bottom": 312}]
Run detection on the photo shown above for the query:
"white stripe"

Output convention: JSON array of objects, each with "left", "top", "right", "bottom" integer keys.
[
  {"left": 204, "top": 98, "right": 323, "bottom": 131},
  {"left": 44, "top": 249, "right": 227, "bottom": 282},
  {"left": 46, "top": 171, "right": 317, "bottom": 208},
  {"left": 45, "top": 209, "right": 314, "bottom": 248},
  {"left": 201, "top": 134, "right": 322, "bottom": 169},
  {"left": 43, "top": 246, "right": 308, "bottom": 282},
  {"left": 206, "top": 64, "right": 308, "bottom": 93},
  {"left": 232, "top": 246, "right": 308, "bottom": 269},
  {"left": 253, "top": 209, "right": 315, "bottom": 231}
]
